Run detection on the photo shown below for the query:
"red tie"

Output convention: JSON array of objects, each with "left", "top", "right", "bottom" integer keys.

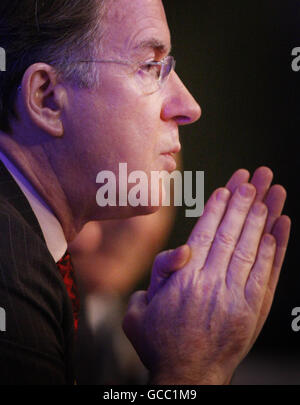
[{"left": 56, "top": 250, "right": 80, "bottom": 333}]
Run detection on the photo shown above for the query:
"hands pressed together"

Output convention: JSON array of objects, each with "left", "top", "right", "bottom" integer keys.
[{"left": 122, "top": 167, "right": 291, "bottom": 385}]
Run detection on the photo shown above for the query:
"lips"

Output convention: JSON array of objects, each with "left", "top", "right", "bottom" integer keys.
[
  {"left": 160, "top": 143, "right": 181, "bottom": 172},
  {"left": 160, "top": 152, "right": 177, "bottom": 171}
]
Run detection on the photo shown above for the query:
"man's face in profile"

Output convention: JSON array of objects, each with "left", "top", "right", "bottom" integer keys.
[{"left": 63, "top": 0, "right": 201, "bottom": 220}]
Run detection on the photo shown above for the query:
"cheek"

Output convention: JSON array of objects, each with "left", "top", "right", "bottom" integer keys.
[
  {"left": 70, "top": 87, "right": 163, "bottom": 175},
  {"left": 95, "top": 98, "right": 161, "bottom": 166}
]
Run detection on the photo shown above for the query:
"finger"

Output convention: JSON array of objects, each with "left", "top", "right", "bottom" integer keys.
[
  {"left": 226, "top": 169, "right": 250, "bottom": 194},
  {"left": 250, "top": 216, "right": 291, "bottom": 345},
  {"left": 250, "top": 166, "right": 274, "bottom": 202},
  {"left": 250, "top": 167, "right": 286, "bottom": 235},
  {"left": 204, "top": 183, "right": 256, "bottom": 275},
  {"left": 122, "top": 290, "right": 148, "bottom": 350},
  {"left": 266, "top": 215, "right": 291, "bottom": 293},
  {"left": 244, "top": 233, "right": 276, "bottom": 312},
  {"left": 147, "top": 245, "right": 191, "bottom": 302},
  {"left": 263, "top": 185, "right": 287, "bottom": 234},
  {"left": 186, "top": 188, "right": 231, "bottom": 270},
  {"left": 226, "top": 202, "right": 268, "bottom": 289}
]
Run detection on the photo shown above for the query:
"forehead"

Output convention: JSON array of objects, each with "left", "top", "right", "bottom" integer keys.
[{"left": 100, "top": 0, "right": 171, "bottom": 58}]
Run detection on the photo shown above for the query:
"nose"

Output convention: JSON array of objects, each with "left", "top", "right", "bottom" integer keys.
[{"left": 161, "top": 72, "right": 202, "bottom": 126}]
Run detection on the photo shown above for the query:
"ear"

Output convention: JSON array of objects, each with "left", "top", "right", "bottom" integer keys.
[{"left": 20, "top": 63, "right": 67, "bottom": 137}]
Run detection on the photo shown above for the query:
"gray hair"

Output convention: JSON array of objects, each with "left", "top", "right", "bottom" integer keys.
[{"left": 0, "top": 0, "right": 109, "bottom": 133}]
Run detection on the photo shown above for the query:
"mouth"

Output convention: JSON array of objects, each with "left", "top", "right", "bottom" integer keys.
[
  {"left": 160, "top": 143, "right": 181, "bottom": 172},
  {"left": 160, "top": 152, "right": 177, "bottom": 172}
]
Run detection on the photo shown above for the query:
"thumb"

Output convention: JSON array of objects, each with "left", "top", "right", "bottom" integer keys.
[{"left": 147, "top": 244, "right": 191, "bottom": 302}]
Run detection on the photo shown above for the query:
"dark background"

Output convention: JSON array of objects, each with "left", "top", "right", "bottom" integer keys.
[{"left": 160, "top": 0, "right": 300, "bottom": 383}]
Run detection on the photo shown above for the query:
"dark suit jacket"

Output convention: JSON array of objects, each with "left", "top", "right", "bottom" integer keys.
[{"left": 0, "top": 160, "right": 75, "bottom": 384}]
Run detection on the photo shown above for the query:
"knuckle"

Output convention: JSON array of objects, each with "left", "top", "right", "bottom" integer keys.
[
  {"left": 247, "top": 211, "right": 265, "bottom": 226},
  {"left": 232, "top": 246, "right": 256, "bottom": 265},
  {"left": 260, "top": 252, "right": 274, "bottom": 263},
  {"left": 260, "top": 246, "right": 275, "bottom": 261},
  {"left": 232, "top": 200, "right": 250, "bottom": 215},
  {"left": 249, "top": 271, "right": 265, "bottom": 290},
  {"left": 205, "top": 202, "right": 222, "bottom": 217},
  {"left": 189, "top": 230, "right": 214, "bottom": 247},
  {"left": 215, "top": 229, "right": 236, "bottom": 248}
]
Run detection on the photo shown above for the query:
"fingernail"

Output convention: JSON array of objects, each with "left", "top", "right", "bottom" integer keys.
[
  {"left": 252, "top": 202, "right": 267, "bottom": 216},
  {"left": 217, "top": 189, "right": 230, "bottom": 202},
  {"left": 239, "top": 184, "right": 254, "bottom": 198}
]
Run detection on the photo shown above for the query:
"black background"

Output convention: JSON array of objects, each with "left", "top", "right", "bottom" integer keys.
[{"left": 159, "top": 0, "right": 300, "bottom": 383}]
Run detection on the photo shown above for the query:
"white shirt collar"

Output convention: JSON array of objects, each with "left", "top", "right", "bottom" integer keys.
[{"left": 0, "top": 150, "right": 67, "bottom": 263}]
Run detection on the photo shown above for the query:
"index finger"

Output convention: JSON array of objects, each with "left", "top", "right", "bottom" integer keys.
[{"left": 186, "top": 187, "right": 231, "bottom": 270}]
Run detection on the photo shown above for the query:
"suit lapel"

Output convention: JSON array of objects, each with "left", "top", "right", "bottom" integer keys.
[{"left": 0, "top": 159, "right": 46, "bottom": 243}]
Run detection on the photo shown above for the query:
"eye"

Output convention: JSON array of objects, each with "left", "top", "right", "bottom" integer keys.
[{"left": 138, "top": 61, "right": 161, "bottom": 79}]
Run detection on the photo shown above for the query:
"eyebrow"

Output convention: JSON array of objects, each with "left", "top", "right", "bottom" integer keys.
[{"left": 133, "top": 38, "right": 171, "bottom": 56}]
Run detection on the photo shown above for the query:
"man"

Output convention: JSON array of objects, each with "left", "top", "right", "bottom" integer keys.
[{"left": 0, "top": 0, "right": 290, "bottom": 385}]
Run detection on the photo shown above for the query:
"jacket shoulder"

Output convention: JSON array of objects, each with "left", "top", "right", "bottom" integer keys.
[{"left": 0, "top": 198, "right": 75, "bottom": 384}]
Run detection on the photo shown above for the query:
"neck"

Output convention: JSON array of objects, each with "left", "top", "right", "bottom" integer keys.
[{"left": 0, "top": 131, "right": 83, "bottom": 242}]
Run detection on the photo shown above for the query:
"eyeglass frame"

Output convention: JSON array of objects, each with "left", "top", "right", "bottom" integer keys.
[
  {"left": 76, "top": 54, "right": 176, "bottom": 94},
  {"left": 17, "top": 55, "right": 176, "bottom": 94}
]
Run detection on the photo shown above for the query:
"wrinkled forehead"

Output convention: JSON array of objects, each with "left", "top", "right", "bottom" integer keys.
[{"left": 100, "top": 0, "right": 171, "bottom": 59}]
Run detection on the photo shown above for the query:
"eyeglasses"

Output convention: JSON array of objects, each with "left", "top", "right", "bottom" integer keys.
[{"left": 77, "top": 55, "right": 176, "bottom": 95}]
